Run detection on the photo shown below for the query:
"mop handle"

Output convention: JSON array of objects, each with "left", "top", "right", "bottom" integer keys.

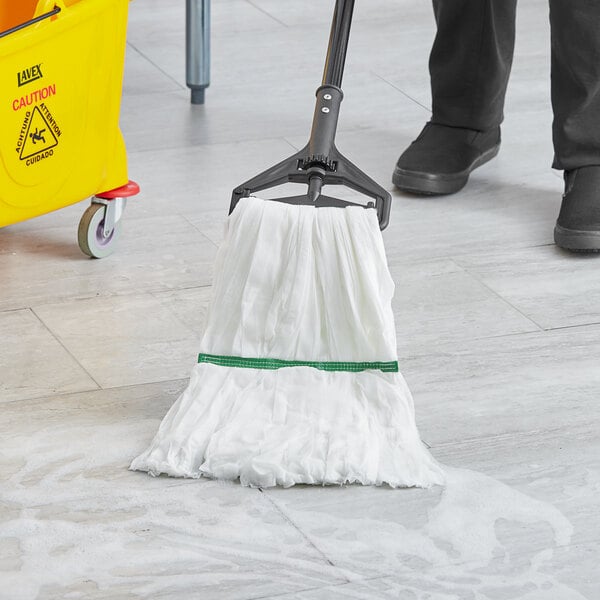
[
  {"left": 322, "top": 0, "right": 355, "bottom": 88},
  {"left": 230, "top": 0, "right": 392, "bottom": 230},
  {"left": 307, "top": 0, "right": 355, "bottom": 166}
]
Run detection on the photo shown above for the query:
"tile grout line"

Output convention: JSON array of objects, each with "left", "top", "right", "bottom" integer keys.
[
  {"left": 0, "top": 282, "right": 215, "bottom": 318},
  {"left": 149, "top": 286, "right": 212, "bottom": 337},
  {"left": 127, "top": 42, "right": 187, "bottom": 91},
  {"left": 153, "top": 282, "right": 213, "bottom": 294},
  {"left": 180, "top": 214, "right": 220, "bottom": 248},
  {"left": 395, "top": 311, "right": 591, "bottom": 355},
  {"left": 125, "top": 133, "right": 304, "bottom": 157},
  {"left": 372, "top": 71, "right": 432, "bottom": 113},
  {"left": 246, "top": 0, "right": 289, "bottom": 28},
  {"left": 248, "top": 584, "right": 332, "bottom": 600},
  {"left": 456, "top": 318, "right": 600, "bottom": 338},
  {"left": 248, "top": 575, "right": 391, "bottom": 600},
  {"left": 259, "top": 489, "right": 350, "bottom": 579},
  {"left": 253, "top": 538, "right": 600, "bottom": 600},
  {"left": 282, "top": 137, "right": 303, "bottom": 152},
  {"left": 450, "top": 257, "right": 546, "bottom": 332},
  {"left": 0, "top": 306, "right": 32, "bottom": 315},
  {"left": 428, "top": 422, "right": 592, "bottom": 452},
  {"left": 0, "top": 377, "right": 190, "bottom": 408},
  {"left": 29, "top": 307, "right": 104, "bottom": 390},
  {"left": 542, "top": 320, "right": 600, "bottom": 333}
]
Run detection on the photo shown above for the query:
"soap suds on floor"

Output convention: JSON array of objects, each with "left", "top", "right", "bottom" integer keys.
[{"left": 0, "top": 420, "right": 588, "bottom": 599}]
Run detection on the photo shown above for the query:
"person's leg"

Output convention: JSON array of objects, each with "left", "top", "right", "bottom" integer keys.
[
  {"left": 550, "top": 0, "right": 600, "bottom": 170},
  {"left": 551, "top": 0, "right": 600, "bottom": 252},
  {"left": 393, "top": 0, "right": 517, "bottom": 195},
  {"left": 430, "top": 0, "right": 518, "bottom": 131}
]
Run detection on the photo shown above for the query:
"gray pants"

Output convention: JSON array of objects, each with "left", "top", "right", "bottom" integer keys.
[{"left": 429, "top": 0, "right": 600, "bottom": 170}]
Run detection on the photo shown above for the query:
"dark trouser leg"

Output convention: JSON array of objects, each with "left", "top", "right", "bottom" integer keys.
[
  {"left": 550, "top": 0, "right": 600, "bottom": 170},
  {"left": 430, "top": 0, "right": 518, "bottom": 131}
]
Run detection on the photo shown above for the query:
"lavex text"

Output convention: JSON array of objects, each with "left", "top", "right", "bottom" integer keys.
[{"left": 17, "top": 64, "right": 43, "bottom": 87}]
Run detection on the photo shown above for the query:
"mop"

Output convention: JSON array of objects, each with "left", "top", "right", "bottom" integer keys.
[{"left": 130, "top": 0, "right": 444, "bottom": 489}]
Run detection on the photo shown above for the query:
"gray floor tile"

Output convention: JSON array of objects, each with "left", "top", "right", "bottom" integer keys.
[
  {"left": 455, "top": 247, "right": 600, "bottom": 330},
  {"left": 264, "top": 557, "right": 596, "bottom": 600},
  {"left": 152, "top": 285, "right": 213, "bottom": 338},
  {"left": 32, "top": 294, "right": 203, "bottom": 388},
  {"left": 0, "top": 309, "right": 97, "bottom": 404},
  {"left": 126, "top": 7, "right": 320, "bottom": 91},
  {"left": 390, "top": 259, "right": 539, "bottom": 356},
  {"left": 0, "top": 387, "right": 348, "bottom": 600},
  {"left": 122, "top": 43, "right": 183, "bottom": 97},
  {"left": 128, "top": 0, "right": 280, "bottom": 52},
  {"left": 0, "top": 213, "right": 216, "bottom": 311},
  {"left": 433, "top": 425, "right": 600, "bottom": 549},
  {"left": 249, "top": 0, "right": 433, "bottom": 28},
  {"left": 185, "top": 210, "right": 228, "bottom": 246},
  {"left": 263, "top": 424, "right": 599, "bottom": 597},
  {"left": 118, "top": 71, "right": 417, "bottom": 153},
  {"left": 125, "top": 137, "right": 298, "bottom": 217},
  {"left": 402, "top": 324, "right": 600, "bottom": 446}
]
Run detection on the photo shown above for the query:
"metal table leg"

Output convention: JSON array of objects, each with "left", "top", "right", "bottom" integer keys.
[{"left": 186, "top": 0, "right": 210, "bottom": 104}]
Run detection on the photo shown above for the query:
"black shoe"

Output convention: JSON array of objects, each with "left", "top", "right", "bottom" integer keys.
[
  {"left": 554, "top": 166, "right": 600, "bottom": 253},
  {"left": 392, "top": 122, "right": 501, "bottom": 195}
]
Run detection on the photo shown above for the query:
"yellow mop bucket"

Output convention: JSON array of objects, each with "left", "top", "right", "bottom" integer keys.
[{"left": 0, "top": 0, "right": 139, "bottom": 257}]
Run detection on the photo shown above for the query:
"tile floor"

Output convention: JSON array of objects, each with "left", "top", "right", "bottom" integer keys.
[{"left": 1, "top": 1, "right": 599, "bottom": 598}]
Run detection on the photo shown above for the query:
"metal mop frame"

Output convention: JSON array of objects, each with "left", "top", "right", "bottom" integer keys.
[{"left": 229, "top": 0, "right": 392, "bottom": 230}]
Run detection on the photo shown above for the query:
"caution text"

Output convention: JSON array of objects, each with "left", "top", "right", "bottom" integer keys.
[{"left": 12, "top": 84, "right": 56, "bottom": 111}]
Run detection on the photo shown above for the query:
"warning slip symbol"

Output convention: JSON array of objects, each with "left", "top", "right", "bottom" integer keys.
[{"left": 19, "top": 105, "right": 58, "bottom": 161}]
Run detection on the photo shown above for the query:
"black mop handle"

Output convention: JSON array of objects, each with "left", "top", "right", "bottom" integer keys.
[
  {"left": 307, "top": 0, "right": 355, "bottom": 169},
  {"left": 230, "top": 0, "right": 390, "bottom": 228},
  {"left": 322, "top": 0, "right": 355, "bottom": 88}
]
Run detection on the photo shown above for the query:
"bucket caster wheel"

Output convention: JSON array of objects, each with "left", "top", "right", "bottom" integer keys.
[
  {"left": 78, "top": 180, "right": 139, "bottom": 258},
  {"left": 78, "top": 203, "right": 122, "bottom": 258}
]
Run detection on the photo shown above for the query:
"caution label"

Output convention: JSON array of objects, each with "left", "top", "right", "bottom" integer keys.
[
  {"left": 16, "top": 105, "right": 60, "bottom": 166},
  {"left": 12, "top": 84, "right": 56, "bottom": 111}
]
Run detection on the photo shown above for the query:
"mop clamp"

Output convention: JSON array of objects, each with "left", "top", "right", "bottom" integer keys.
[
  {"left": 299, "top": 154, "right": 337, "bottom": 171},
  {"left": 230, "top": 142, "right": 390, "bottom": 228},
  {"left": 230, "top": 0, "right": 392, "bottom": 230}
]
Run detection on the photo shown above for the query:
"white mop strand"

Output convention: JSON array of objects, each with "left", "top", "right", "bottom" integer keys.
[{"left": 130, "top": 197, "right": 444, "bottom": 488}]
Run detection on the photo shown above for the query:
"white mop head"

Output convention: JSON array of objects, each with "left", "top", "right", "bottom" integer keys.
[{"left": 130, "top": 197, "right": 444, "bottom": 488}]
